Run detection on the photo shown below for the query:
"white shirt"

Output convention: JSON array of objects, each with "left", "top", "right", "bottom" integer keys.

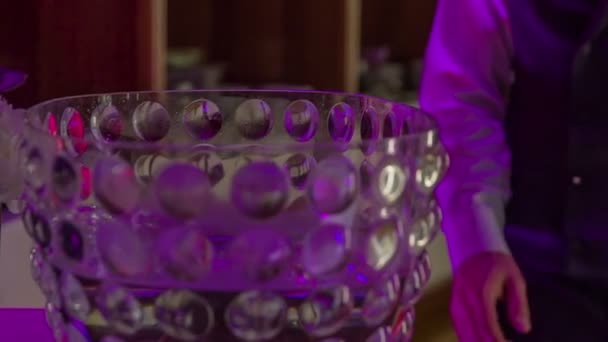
[{"left": 418, "top": 0, "right": 514, "bottom": 270}]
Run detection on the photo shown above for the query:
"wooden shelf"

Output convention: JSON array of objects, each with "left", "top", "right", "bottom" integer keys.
[
  {"left": 167, "top": 0, "right": 361, "bottom": 92},
  {"left": 0, "top": 0, "right": 166, "bottom": 107},
  {"left": 166, "top": 0, "right": 439, "bottom": 94},
  {"left": 361, "top": 0, "right": 438, "bottom": 63},
  {"left": 1, "top": 0, "right": 439, "bottom": 105}
]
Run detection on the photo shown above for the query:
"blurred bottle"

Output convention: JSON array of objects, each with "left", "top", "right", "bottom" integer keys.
[{"left": 359, "top": 46, "right": 406, "bottom": 101}]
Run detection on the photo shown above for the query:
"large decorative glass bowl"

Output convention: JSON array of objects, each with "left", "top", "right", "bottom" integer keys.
[{"left": 0, "top": 90, "right": 447, "bottom": 342}]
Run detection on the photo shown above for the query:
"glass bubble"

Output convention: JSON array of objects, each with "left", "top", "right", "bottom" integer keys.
[
  {"left": 225, "top": 290, "right": 287, "bottom": 341},
  {"left": 44, "top": 112, "right": 58, "bottom": 135},
  {"left": 39, "top": 256, "right": 60, "bottom": 308},
  {"left": 361, "top": 275, "right": 401, "bottom": 326},
  {"left": 302, "top": 224, "right": 350, "bottom": 277},
  {"left": 51, "top": 155, "right": 80, "bottom": 205},
  {"left": 60, "top": 273, "right": 91, "bottom": 321},
  {"left": 382, "top": 112, "right": 400, "bottom": 138},
  {"left": 130, "top": 208, "right": 175, "bottom": 233},
  {"left": 308, "top": 156, "right": 357, "bottom": 214},
  {"left": 30, "top": 247, "right": 44, "bottom": 285},
  {"left": 360, "top": 107, "right": 379, "bottom": 141},
  {"left": 365, "top": 326, "right": 393, "bottom": 342},
  {"left": 132, "top": 101, "right": 171, "bottom": 141},
  {"left": 60, "top": 107, "right": 87, "bottom": 155},
  {"left": 229, "top": 228, "right": 292, "bottom": 282},
  {"left": 182, "top": 99, "right": 223, "bottom": 140},
  {"left": 284, "top": 99, "right": 319, "bottom": 142},
  {"left": 45, "top": 302, "right": 64, "bottom": 341},
  {"left": 59, "top": 221, "right": 84, "bottom": 261},
  {"left": 47, "top": 286, "right": 63, "bottom": 314},
  {"left": 154, "top": 163, "right": 210, "bottom": 219},
  {"left": 360, "top": 108, "right": 379, "bottom": 155},
  {"left": 393, "top": 307, "right": 416, "bottom": 341},
  {"left": 366, "top": 219, "right": 401, "bottom": 271},
  {"left": 422, "top": 128, "right": 438, "bottom": 148},
  {"left": 235, "top": 99, "right": 273, "bottom": 140},
  {"left": 23, "top": 147, "right": 46, "bottom": 193},
  {"left": 79, "top": 165, "right": 91, "bottom": 199},
  {"left": 158, "top": 227, "right": 213, "bottom": 281},
  {"left": 374, "top": 158, "right": 408, "bottom": 205},
  {"left": 231, "top": 161, "right": 288, "bottom": 218},
  {"left": 97, "top": 283, "right": 144, "bottom": 335},
  {"left": 189, "top": 147, "right": 224, "bottom": 186},
  {"left": 284, "top": 153, "right": 315, "bottom": 189},
  {"left": 409, "top": 217, "right": 431, "bottom": 255},
  {"left": 401, "top": 119, "right": 411, "bottom": 136},
  {"left": 402, "top": 252, "right": 431, "bottom": 305},
  {"left": 299, "top": 286, "right": 354, "bottom": 337},
  {"left": 97, "top": 220, "right": 151, "bottom": 277},
  {"left": 91, "top": 103, "right": 123, "bottom": 141},
  {"left": 133, "top": 154, "right": 171, "bottom": 183},
  {"left": 155, "top": 289, "right": 215, "bottom": 340},
  {"left": 22, "top": 206, "right": 36, "bottom": 239},
  {"left": 360, "top": 160, "right": 374, "bottom": 194},
  {"left": 93, "top": 156, "right": 140, "bottom": 215},
  {"left": 426, "top": 200, "right": 443, "bottom": 240},
  {"left": 32, "top": 213, "right": 51, "bottom": 248},
  {"left": 415, "top": 152, "right": 444, "bottom": 194},
  {"left": 328, "top": 102, "right": 355, "bottom": 143}
]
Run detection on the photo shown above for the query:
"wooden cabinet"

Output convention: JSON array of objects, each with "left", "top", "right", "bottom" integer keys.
[
  {"left": 0, "top": 0, "right": 165, "bottom": 107},
  {"left": 166, "top": 0, "right": 438, "bottom": 92},
  {"left": 1, "top": 1, "right": 438, "bottom": 102},
  {"left": 361, "top": 0, "right": 437, "bottom": 63},
  {"left": 167, "top": 0, "right": 360, "bottom": 91}
]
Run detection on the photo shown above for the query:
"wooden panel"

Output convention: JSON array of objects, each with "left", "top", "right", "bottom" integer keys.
[
  {"left": 227, "top": 0, "right": 285, "bottom": 84},
  {"left": 167, "top": 0, "right": 212, "bottom": 50},
  {"left": 137, "top": 0, "right": 167, "bottom": 91},
  {"left": 361, "top": 0, "right": 438, "bottom": 62},
  {"left": 283, "top": 0, "right": 360, "bottom": 91},
  {"left": 344, "top": 0, "right": 362, "bottom": 92},
  {"left": 167, "top": 0, "right": 360, "bottom": 91},
  {"left": 167, "top": 0, "right": 233, "bottom": 63},
  {"left": 0, "top": 1, "right": 39, "bottom": 107},
  {"left": 361, "top": 0, "right": 400, "bottom": 48},
  {"left": 36, "top": 0, "right": 165, "bottom": 102},
  {"left": 395, "top": 0, "right": 438, "bottom": 60}
]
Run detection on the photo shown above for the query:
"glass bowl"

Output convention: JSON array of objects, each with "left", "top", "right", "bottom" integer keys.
[{"left": 0, "top": 90, "right": 447, "bottom": 342}]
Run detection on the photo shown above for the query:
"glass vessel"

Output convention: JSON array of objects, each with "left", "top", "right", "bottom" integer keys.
[{"left": 0, "top": 90, "right": 447, "bottom": 341}]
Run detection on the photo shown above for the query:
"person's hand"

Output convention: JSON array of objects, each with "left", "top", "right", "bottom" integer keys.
[{"left": 450, "top": 252, "right": 531, "bottom": 342}]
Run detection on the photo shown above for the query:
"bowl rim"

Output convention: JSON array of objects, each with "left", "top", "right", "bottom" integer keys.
[{"left": 26, "top": 89, "right": 439, "bottom": 153}]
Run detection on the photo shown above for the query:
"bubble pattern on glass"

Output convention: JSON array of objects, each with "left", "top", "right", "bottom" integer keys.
[
  {"left": 91, "top": 103, "right": 123, "bottom": 142},
  {"left": 182, "top": 99, "right": 223, "bottom": 140},
  {"left": 18, "top": 91, "right": 444, "bottom": 342}
]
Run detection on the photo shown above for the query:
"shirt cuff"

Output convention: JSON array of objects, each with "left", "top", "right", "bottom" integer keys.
[{"left": 441, "top": 192, "right": 511, "bottom": 271}]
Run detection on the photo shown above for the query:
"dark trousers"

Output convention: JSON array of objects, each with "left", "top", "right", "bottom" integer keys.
[
  {"left": 500, "top": 228, "right": 608, "bottom": 341},
  {"left": 500, "top": 267, "right": 608, "bottom": 341}
]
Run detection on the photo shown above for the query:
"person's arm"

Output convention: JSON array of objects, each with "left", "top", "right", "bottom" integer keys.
[
  {"left": 421, "top": 2, "right": 531, "bottom": 340},
  {"left": 419, "top": 0, "right": 514, "bottom": 271}
]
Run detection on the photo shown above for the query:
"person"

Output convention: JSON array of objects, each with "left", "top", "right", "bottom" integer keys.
[{"left": 419, "top": 0, "right": 608, "bottom": 341}]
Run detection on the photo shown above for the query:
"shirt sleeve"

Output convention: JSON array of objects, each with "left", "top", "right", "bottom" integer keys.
[{"left": 418, "top": 0, "right": 514, "bottom": 270}]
